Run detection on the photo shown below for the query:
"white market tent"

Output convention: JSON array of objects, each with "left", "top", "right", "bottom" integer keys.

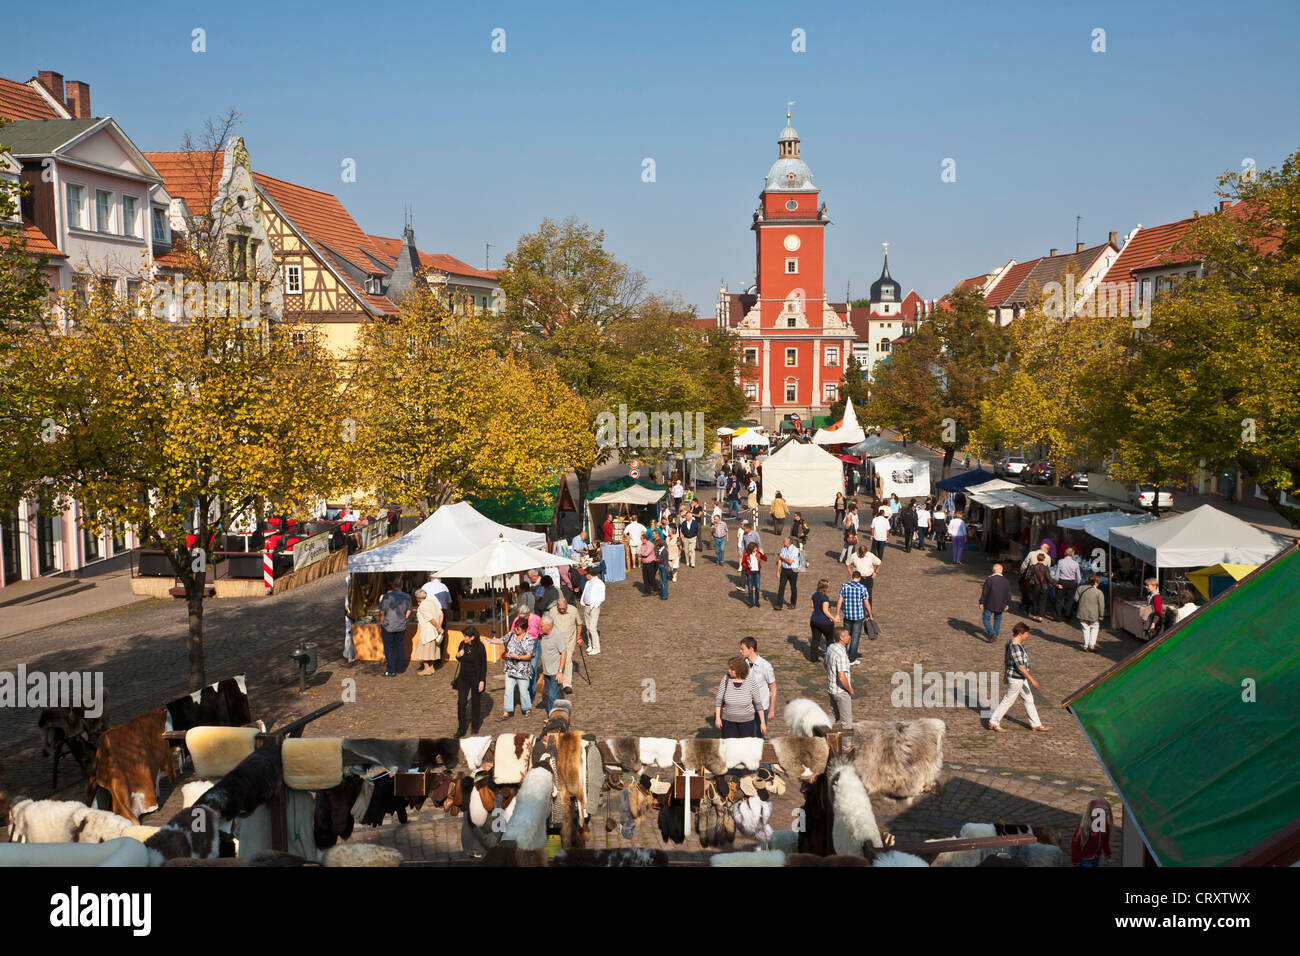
[
  {"left": 1058, "top": 509, "right": 1157, "bottom": 542},
  {"left": 871, "top": 452, "right": 931, "bottom": 500},
  {"left": 347, "top": 501, "right": 545, "bottom": 574},
  {"left": 584, "top": 479, "right": 669, "bottom": 543},
  {"left": 1108, "top": 504, "right": 1291, "bottom": 571},
  {"left": 845, "top": 434, "right": 904, "bottom": 458},
  {"left": 760, "top": 440, "right": 843, "bottom": 507},
  {"left": 731, "top": 428, "right": 770, "bottom": 448},
  {"left": 436, "top": 536, "right": 574, "bottom": 580},
  {"left": 966, "top": 478, "right": 1019, "bottom": 494},
  {"left": 812, "top": 397, "right": 867, "bottom": 447}
]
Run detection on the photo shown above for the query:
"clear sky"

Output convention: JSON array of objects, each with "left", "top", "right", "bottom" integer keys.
[{"left": 12, "top": 0, "right": 1300, "bottom": 314}]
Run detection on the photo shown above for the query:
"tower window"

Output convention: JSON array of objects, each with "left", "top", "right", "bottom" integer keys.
[
  {"left": 785, "top": 348, "right": 797, "bottom": 367},
  {"left": 786, "top": 316, "right": 797, "bottom": 328},
  {"left": 742, "top": 347, "right": 758, "bottom": 364},
  {"left": 743, "top": 382, "right": 758, "bottom": 400},
  {"left": 785, "top": 258, "right": 798, "bottom": 274}
]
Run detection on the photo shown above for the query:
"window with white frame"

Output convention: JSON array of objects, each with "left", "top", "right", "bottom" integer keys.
[
  {"left": 125, "top": 279, "right": 141, "bottom": 306},
  {"left": 151, "top": 206, "right": 169, "bottom": 243},
  {"left": 743, "top": 381, "right": 758, "bottom": 401},
  {"left": 122, "top": 195, "right": 139, "bottom": 237},
  {"left": 785, "top": 348, "right": 797, "bottom": 367},
  {"left": 825, "top": 346, "right": 839, "bottom": 367},
  {"left": 66, "top": 183, "right": 87, "bottom": 229},
  {"left": 824, "top": 382, "right": 838, "bottom": 402},
  {"left": 742, "top": 347, "right": 758, "bottom": 364},
  {"left": 786, "top": 315, "right": 797, "bottom": 328},
  {"left": 785, "top": 381, "right": 797, "bottom": 402},
  {"left": 785, "top": 258, "right": 798, "bottom": 274},
  {"left": 879, "top": 338, "right": 891, "bottom": 353},
  {"left": 284, "top": 264, "right": 303, "bottom": 294},
  {"left": 95, "top": 189, "right": 115, "bottom": 234}
]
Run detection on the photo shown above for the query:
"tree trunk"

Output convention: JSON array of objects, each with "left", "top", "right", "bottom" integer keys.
[
  {"left": 941, "top": 446, "right": 955, "bottom": 479},
  {"left": 575, "top": 467, "right": 592, "bottom": 512},
  {"left": 183, "top": 571, "right": 207, "bottom": 689}
]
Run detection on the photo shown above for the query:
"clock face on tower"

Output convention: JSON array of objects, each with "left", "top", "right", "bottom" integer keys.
[{"left": 783, "top": 234, "right": 801, "bottom": 252}]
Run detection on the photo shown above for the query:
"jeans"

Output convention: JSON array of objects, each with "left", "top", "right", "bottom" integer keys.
[
  {"left": 845, "top": 618, "right": 864, "bottom": 661},
  {"left": 543, "top": 673, "right": 562, "bottom": 713},
  {"left": 502, "top": 673, "right": 531, "bottom": 715},
  {"left": 871, "top": 539, "right": 886, "bottom": 559},
  {"left": 713, "top": 537, "right": 726, "bottom": 563},
  {"left": 659, "top": 562, "right": 670, "bottom": 600},
  {"left": 721, "top": 717, "right": 758, "bottom": 738},
  {"left": 528, "top": 638, "right": 542, "bottom": 699},
  {"left": 456, "top": 683, "right": 482, "bottom": 735},
  {"left": 982, "top": 609, "right": 1003, "bottom": 640},
  {"left": 381, "top": 627, "right": 406, "bottom": 675},
  {"left": 745, "top": 571, "right": 761, "bottom": 607},
  {"left": 952, "top": 535, "right": 966, "bottom": 563},
  {"left": 728, "top": 498, "right": 741, "bottom": 516},
  {"left": 777, "top": 568, "right": 798, "bottom": 607},
  {"left": 917, "top": 526, "right": 929, "bottom": 548}
]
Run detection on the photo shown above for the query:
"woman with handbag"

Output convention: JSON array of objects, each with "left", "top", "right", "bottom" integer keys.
[
  {"left": 833, "top": 491, "right": 846, "bottom": 529},
  {"left": 839, "top": 520, "right": 858, "bottom": 564},
  {"left": 453, "top": 626, "right": 487, "bottom": 737},
  {"left": 742, "top": 541, "right": 767, "bottom": 608},
  {"left": 411, "top": 589, "right": 444, "bottom": 676},
  {"left": 714, "top": 657, "right": 766, "bottom": 738}
]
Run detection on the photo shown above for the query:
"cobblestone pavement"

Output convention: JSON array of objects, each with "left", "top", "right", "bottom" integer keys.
[{"left": 2, "top": 505, "right": 1131, "bottom": 863}]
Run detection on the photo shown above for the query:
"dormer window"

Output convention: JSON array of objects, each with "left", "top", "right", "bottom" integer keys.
[
  {"left": 151, "top": 206, "right": 170, "bottom": 244},
  {"left": 365, "top": 276, "right": 382, "bottom": 295}
]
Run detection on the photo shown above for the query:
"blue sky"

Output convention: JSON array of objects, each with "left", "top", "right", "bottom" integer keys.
[{"left": 13, "top": 0, "right": 1300, "bottom": 313}]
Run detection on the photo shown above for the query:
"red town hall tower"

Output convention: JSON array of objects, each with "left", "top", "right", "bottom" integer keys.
[{"left": 716, "top": 116, "right": 930, "bottom": 431}]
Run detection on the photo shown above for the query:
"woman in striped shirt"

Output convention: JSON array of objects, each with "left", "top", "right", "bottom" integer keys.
[{"left": 714, "top": 657, "right": 767, "bottom": 737}]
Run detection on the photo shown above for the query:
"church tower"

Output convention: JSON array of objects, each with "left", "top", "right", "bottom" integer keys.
[{"left": 869, "top": 243, "right": 902, "bottom": 316}]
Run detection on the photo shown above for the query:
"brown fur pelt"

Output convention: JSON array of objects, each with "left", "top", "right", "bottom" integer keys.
[
  {"left": 553, "top": 732, "right": 589, "bottom": 848},
  {"left": 851, "top": 718, "right": 945, "bottom": 800},
  {"left": 627, "top": 776, "right": 655, "bottom": 823},
  {"left": 86, "top": 708, "right": 175, "bottom": 823},
  {"left": 482, "top": 841, "right": 547, "bottom": 867},
  {"left": 785, "top": 852, "right": 871, "bottom": 867},
  {"left": 606, "top": 737, "right": 640, "bottom": 772},
  {"left": 681, "top": 738, "right": 727, "bottom": 776},
  {"left": 416, "top": 737, "right": 461, "bottom": 771},
  {"left": 771, "top": 736, "right": 829, "bottom": 779},
  {"left": 552, "top": 847, "right": 669, "bottom": 867}
]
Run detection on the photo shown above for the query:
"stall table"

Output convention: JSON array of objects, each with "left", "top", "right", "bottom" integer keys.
[{"left": 1116, "top": 600, "right": 1154, "bottom": 640}]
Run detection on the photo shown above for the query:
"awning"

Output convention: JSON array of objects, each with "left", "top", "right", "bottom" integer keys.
[
  {"left": 1108, "top": 504, "right": 1290, "bottom": 571},
  {"left": 936, "top": 468, "right": 998, "bottom": 492},
  {"left": 969, "top": 488, "right": 1060, "bottom": 514},
  {"left": 1186, "top": 563, "right": 1256, "bottom": 600},
  {"left": 1058, "top": 509, "right": 1156, "bottom": 542},
  {"left": 836, "top": 454, "right": 863, "bottom": 464}
]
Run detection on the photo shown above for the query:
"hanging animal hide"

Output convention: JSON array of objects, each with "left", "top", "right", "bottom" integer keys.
[
  {"left": 851, "top": 718, "right": 945, "bottom": 800},
  {"left": 828, "top": 762, "right": 882, "bottom": 857},
  {"left": 681, "top": 738, "right": 727, "bottom": 776},
  {"left": 771, "top": 736, "right": 829, "bottom": 779},
  {"left": 605, "top": 737, "right": 641, "bottom": 772},
  {"left": 784, "top": 699, "right": 833, "bottom": 738}
]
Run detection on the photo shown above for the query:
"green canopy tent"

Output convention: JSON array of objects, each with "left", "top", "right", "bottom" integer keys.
[
  {"left": 1065, "top": 543, "right": 1300, "bottom": 866},
  {"left": 465, "top": 474, "right": 576, "bottom": 537}
]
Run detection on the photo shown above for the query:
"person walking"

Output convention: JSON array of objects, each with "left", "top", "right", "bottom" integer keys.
[
  {"left": 671, "top": 477, "right": 685, "bottom": 514},
  {"left": 888, "top": 493, "right": 901, "bottom": 533},
  {"left": 538, "top": 609, "right": 568, "bottom": 714},
  {"left": 378, "top": 578, "right": 413, "bottom": 677},
  {"left": 988, "top": 622, "right": 1050, "bottom": 733},
  {"left": 500, "top": 617, "right": 536, "bottom": 722},
  {"left": 625, "top": 514, "right": 647, "bottom": 569},
  {"left": 656, "top": 534, "right": 671, "bottom": 600},
  {"left": 680, "top": 512, "right": 699, "bottom": 569},
  {"left": 727, "top": 474, "right": 742, "bottom": 517},
  {"left": 770, "top": 491, "right": 789, "bottom": 538},
  {"left": 452, "top": 626, "right": 487, "bottom": 737},
  {"left": 899, "top": 501, "right": 918, "bottom": 553},
  {"left": 638, "top": 535, "right": 659, "bottom": 596},
  {"left": 665, "top": 525, "right": 682, "bottom": 582},
  {"left": 846, "top": 543, "right": 882, "bottom": 604},
  {"left": 809, "top": 578, "right": 836, "bottom": 663},
  {"left": 835, "top": 569, "right": 873, "bottom": 664},
  {"left": 1026, "top": 553, "right": 1051, "bottom": 622},
  {"left": 740, "top": 637, "right": 776, "bottom": 737},
  {"left": 949, "top": 512, "right": 967, "bottom": 564},
  {"left": 791, "top": 511, "right": 810, "bottom": 548},
  {"left": 1143, "top": 577, "right": 1164, "bottom": 640},
  {"left": 1075, "top": 574, "right": 1106, "bottom": 652},
  {"left": 979, "top": 563, "right": 1012, "bottom": 642},
  {"left": 543, "top": 595, "right": 581, "bottom": 693},
  {"left": 833, "top": 491, "right": 846, "bottom": 529},
  {"left": 931, "top": 504, "right": 948, "bottom": 550},
  {"left": 825, "top": 627, "right": 854, "bottom": 725},
  {"left": 916, "top": 501, "right": 931, "bottom": 550},
  {"left": 746, "top": 475, "right": 759, "bottom": 516},
  {"left": 578, "top": 567, "right": 604, "bottom": 655},
  {"left": 839, "top": 518, "right": 859, "bottom": 564},
  {"left": 775, "top": 535, "right": 801, "bottom": 610},
  {"left": 870, "top": 506, "right": 891, "bottom": 559},
  {"left": 411, "top": 588, "right": 445, "bottom": 676},
  {"left": 741, "top": 541, "right": 767, "bottom": 608},
  {"left": 1055, "top": 548, "right": 1082, "bottom": 622},
  {"left": 716, "top": 469, "right": 728, "bottom": 504},
  {"left": 714, "top": 657, "right": 766, "bottom": 737},
  {"left": 711, "top": 512, "right": 728, "bottom": 565}
]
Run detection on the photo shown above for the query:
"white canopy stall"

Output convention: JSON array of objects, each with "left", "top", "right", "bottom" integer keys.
[
  {"left": 1108, "top": 505, "right": 1289, "bottom": 571},
  {"left": 347, "top": 501, "right": 544, "bottom": 574},
  {"left": 812, "top": 397, "right": 867, "bottom": 447},
  {"left": 870, "top": 452, "right": 932, "bottom": 500},
  {"left": 759, "top": 440, "right": 843, "bottom": 507}
]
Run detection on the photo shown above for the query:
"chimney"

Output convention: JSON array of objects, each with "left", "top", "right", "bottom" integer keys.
[
  {"left": 1076, "top": 241, "right": 1085, "bottom": 253},
  {"left": 37, "top": 70, "right": 65, "bottom": 104},
  {"left": 1219, "top": 200, "right": 1232, "bottom": 212},
  {"left": 65, "top": 80, "right": 91, "bottom": 118},
  {"left": 1049, "top": 248, "right": 1058, "bottom": 257},
  {"left": 1108, "top": 230, "right": 1118, "bottom": 246}
]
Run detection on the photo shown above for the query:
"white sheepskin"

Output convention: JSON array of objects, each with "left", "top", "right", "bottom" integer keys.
[
  {"left": 72, "top": 807, "right": 133, "bottom": 844},
  {"left": 930, "top": 824, "right": 1066, "bottom": 867},
  {"left": 721, "top": 737, "right": 765, "bottom": 770},
  {"left": 829, "top": 763, "right": 882, "bottom": 856},
  {"left": 468, "top": 785, "right": 490, "bottom": 828},
  {"left": 733, "top": 795, "right": 773, "bottom": 846},
  {"left": 0, "top": 836, "right": 151, "bottom": 867},
  {"left": 186, "top": 726, "right": 257, "bottom": 778},
  {"left": 710, "top": 849, "right": 786, "bottom": 867},
  {"left": 459, "top": 735, "right": 494, "bottom": 772},
  {"left": 323, "top": 843, "right": 403, "bottom": 867},
  {"left": 492, "top": 734, "right": 533, "bottom": 785},
  {"left": 871, "top": 850, "right": 930, "bottom": 867},
  {"left": 281, "top": 737, "right": 343, "bottom": 791},
  {"left": 638, "top": 737, "right": 678, "bottom": 769},
  {"left": 8, "top": 799, "right": 86, "bottom": 843},
  {"left": 181, "top": 780, "right": 214, "bottom": 808},
  {"left": 784, "top": 698, "right": 832, "bottom": 738},
  {"left": 960, "top": 822, "right": 997, "bottom": 839},
  {"left": 502, "top": 768, "right": 554, "bottom": 851}
]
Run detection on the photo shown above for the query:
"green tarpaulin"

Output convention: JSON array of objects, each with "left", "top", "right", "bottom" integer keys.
[
  {"left": 466, "top": 475, "right": 562, "bottom": 527},
  {"left": 1067, "top": 546, "right": 1300, "bottom": 866}
]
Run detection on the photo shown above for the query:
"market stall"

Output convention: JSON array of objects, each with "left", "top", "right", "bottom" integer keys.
[
  {"left": 868, "top": 452, "right": 932, "bottom": 501},
  {"left": 584, "top": 477, "right": 669, "bottom": 547},
  {"left": 811, "top": 397, "right": 866, "bottom": 447},
  {"left": 759, "top": 440, "right": 843, "bottom": 507},
  {"left": 845, "top": 434, "right": 905, "bottom": 458}
]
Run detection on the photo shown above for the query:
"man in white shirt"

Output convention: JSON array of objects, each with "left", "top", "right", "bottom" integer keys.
[
  {"left": 846, "top": 544, "right": 883, "bottom": 603},
  {"left": 916, "top": 505, "right": 931, "bottom": 550},
  {"left": 424, "top": 576, "right": 452, "bottom": 611},
  {"left": 578, "top": 567, "right": 605, "bottom": 654},
  {"left": 949, "top": 514, "right": 967, "bottom": 564},
  {"left": 870, "top": 507, "right": 891, "bottom": 559},
  {"left": 775, "top": 536, "right": 801, "bottom": 610},
  {"left": 624, "top": 516, "right": 646, "bottom": 568},
  {"left": 740, "top": 636, "right": 776, "bottom": 733}
]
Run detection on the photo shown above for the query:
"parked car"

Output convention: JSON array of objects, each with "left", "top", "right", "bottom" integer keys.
[
  {"left": 1129, "top": 484, "right": 1174, "bottom": 510},
  {"left": 996, "top": 455, "right": 1029, "bottom": 479},
  {"left": 1026, "top": 460, "right": 1055, "bottom": 485},
  {"left": 1064, "top": 469, "right": 1089, "bottom": 490}
]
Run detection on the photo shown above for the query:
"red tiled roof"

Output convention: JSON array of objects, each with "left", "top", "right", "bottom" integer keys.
[
  {"left": 366, "top": 235, "right": 498, "bottom": 281},
  {"left": 12, "top": 218, "right": 65, "bottom": 256},
  {"left": 1101, "top": 217, "right": 1199, "bottom": 287},
  {"left": 142, "top": 149, "right": 222, "bottom": 215},
  {"left": 0, "top": 77, "right": 64, "bottom": 121},
  {"left": 690, "top": 317, "right": 716, "bottom": 330},
  {"left": 983, "top": 258, "right": 1041, "bottom": 308},
  {"left": 956, "top": 274, "right": 988, "bottom": 292}
]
